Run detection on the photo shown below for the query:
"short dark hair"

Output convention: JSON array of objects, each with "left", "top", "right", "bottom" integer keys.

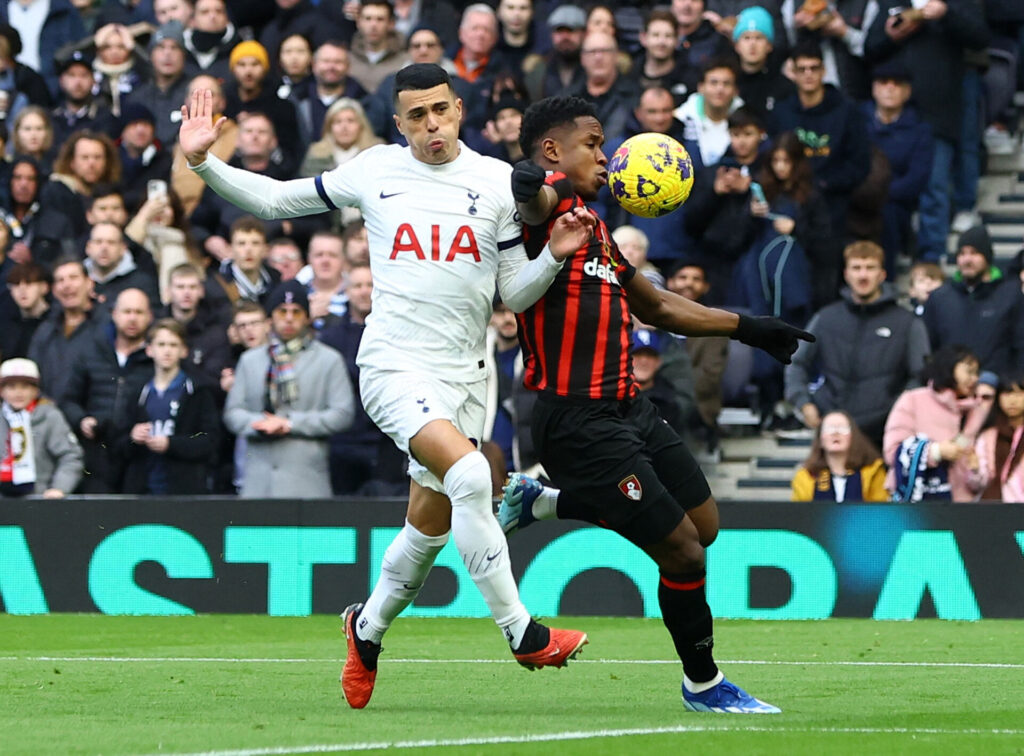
[
  {"left": 790, "top": 38, "right": 824, "bottom": 63},
  {"left": 921, "top": 345, "right": 977, "bottom": 392},
  {"left": 645, "top": 9, "right": 678, "bottom": 34},
  {"left": 230, "top": 215, "right": 267, "bottom": 240},
  {"left": 392, "top": 62, "right": 452, "bottom": 105},
  {"left": 52, "top": 256, "right": 87, "bottom": 277},
  {"left": 6, "top": 261, "right": 51, "bottom": 286},
  {"left": 88, "top": 184, "right": 124, "bottom": 206},
  {"left": 701, "top": 55, "right": 739, "bottom": 83},
  {"left": 360, "top": 0, "right": 394, "bottom": 18},
  {"left": 727, "top": 105, "right": 763, "bottom": 131},
  {"left": 520, "top": 96, "right": 598, "bottom": 158}
]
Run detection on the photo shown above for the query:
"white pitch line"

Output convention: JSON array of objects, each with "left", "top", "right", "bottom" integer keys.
[
  {"left": 1, "top": 656, "right": 1023, "bottom": 669},
  {"left": 132, "top": 724, "right": 1024, "bottom": 756}
]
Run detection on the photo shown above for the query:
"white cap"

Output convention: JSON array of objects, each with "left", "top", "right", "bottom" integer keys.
[{"left": 0, "top": 358, "right": 40, "bottom": 385}]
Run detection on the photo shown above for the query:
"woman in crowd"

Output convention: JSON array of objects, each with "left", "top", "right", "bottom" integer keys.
[
  {"left": 971, "top": 370, "right": 1024, "bottom": 502},
  {"left": 125, "top": 186, "right": 202, "bottom": 304},
  {"left": 276, "top": 33, "right": 313, "bottom": 99},
  {"left": 1, "top": 156, "right": 76, "bottom": 268},
  {"left": 90, "top": 23, "right": 150, "bottom": 117},
  {"left": 10, "top": 106, "right": 55, "bottom": 173},
  {"left": 299, "top": 98, "right": 381, "bottom": 228},
  {"left": 792, "top": 410, "right": 887, "bottom": 502},
  {"left": 883, "top": 345, "right": 992, "bottom": 502}
]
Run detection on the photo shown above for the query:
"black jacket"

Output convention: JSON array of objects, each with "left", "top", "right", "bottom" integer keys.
[
  {"left": 27, "top": 304, "right": 108, "bottom": 401},
  {"left": 116, "top": 372, "right": 220, "bottom": 495},
  {"left": 922, "top": 270, "right": 1024, "bottom": 374},
  {"left": 156, "top": 300, "right": 232, "bottom": 392}
]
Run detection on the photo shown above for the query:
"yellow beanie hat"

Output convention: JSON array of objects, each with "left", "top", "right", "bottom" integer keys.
[{"left": 229, "top": 40, "right": 270, "bottom": 70}]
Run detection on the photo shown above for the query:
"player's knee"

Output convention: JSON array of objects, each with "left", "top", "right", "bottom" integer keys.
[
  {"left": 442, "top": 450, "right": 492, "bottom": 512},
  {"left": 690, "top": 495, "right": 719, "bottom": 548},
  {"left": 657, "top": 534, "right": 705, "bottom": 575}
]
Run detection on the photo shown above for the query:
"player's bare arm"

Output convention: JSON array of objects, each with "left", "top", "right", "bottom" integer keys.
[{"left": 625, "top": 273, "right": 815, "bottom": 364}]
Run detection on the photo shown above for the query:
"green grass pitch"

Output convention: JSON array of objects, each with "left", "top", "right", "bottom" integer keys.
[{"left": 1, "top": 616, "right": 1022, "bottom": 755}]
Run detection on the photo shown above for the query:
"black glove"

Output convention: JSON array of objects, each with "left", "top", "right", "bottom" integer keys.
[
  {"left": 734, "top": 314, "right": 815, "bottom": 365},
  {"left": 511, "top": 159, "right": 546, "bottom": 203}
]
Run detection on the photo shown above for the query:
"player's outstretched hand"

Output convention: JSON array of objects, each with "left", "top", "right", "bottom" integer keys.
[
  {"left": 511, "top": 159, "right": 547, "bottom": 203},
  {"left": 179, "top": 88, "right": 227, "bottom": 167},
  {"left": 548, "top": 207, "right": 595, "bottom": 261},
  {"left": 734, "top": 314, "right": 815, "bottom": 365}
]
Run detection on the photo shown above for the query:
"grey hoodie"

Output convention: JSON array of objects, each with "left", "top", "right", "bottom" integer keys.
[{"left": 1, "top": 399, "right": 83, "bottom": 495}]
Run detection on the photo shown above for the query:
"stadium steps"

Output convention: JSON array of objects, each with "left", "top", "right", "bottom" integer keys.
[{"left": 707, "top": 433, "right": 809, "bottom": 502}]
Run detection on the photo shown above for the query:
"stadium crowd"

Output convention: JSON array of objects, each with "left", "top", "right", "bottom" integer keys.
[{"left": 1, "top": 0, "right": 1023, "bottom": 502}]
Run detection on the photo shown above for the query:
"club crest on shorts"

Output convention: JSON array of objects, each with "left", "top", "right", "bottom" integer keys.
[{"left": 618, "top": 474, "right": 642, "bottom": 501}]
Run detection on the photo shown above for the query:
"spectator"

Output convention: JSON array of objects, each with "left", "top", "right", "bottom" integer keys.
[
  {"left": 666, "top": 260, "right": 728, "bottom": 455},
  {"left": 41, "top": 129, "right": 122, "bottom": 238},
  {"left": 117, "top": 318, "right": 219, "bottom": 494},
  {"left": 153, "top": 0, "right": 192, "bottom": 27},
  {"left": 81, "top": 186, "right": 159, "bottom": 281},
  {"left": 87, "top": 22, "right": 149, "bottom": 117},
  {"left": 522, "top": 3, "right": 586, "bottom": 102},
  {"left": 51, "top": 52, "right": 115, "bottom": 146},
  {"left": 631, "top": 328, "right": 690, "bottom": 435},
  {"left": 566, "top": 30, "right": 634, "bottom": 144},
  {"left": 791, "top": 410, "right": 887, "bottom": 502},
  {"left": 60, "top": 287, "right": 154, "bottom": 492},
  {"left": 291, "top": 41, "right": 368, "bottom": 147},
  {"left": 684, "top": 106, "right": 764, "bottom": 301},
  {"left": 1, "top": 156, "right": 76, "bottom": 268},
  {"left": 612, "top": 225, "right": 664, "bottom": 288},
  {"left": 972, "top": 369, "right": 1024, "bottom": 502},
  {"left": 637, "top": 9, "right": 694, "bottom": 106},
  {"left": 862, "top": 60, "right": 933, "bottom": 278},
  {"left": 865, "top": 0, "right": 990, "bottom": 263},
  {"left": 299, "top": 97, "right": 381, "bottom": 227},
  {"left": 171, "top": 75, "right": 238, "bottom": 214},
  {"left": 347, "top": 0, "right": 410, "bottom": 95},
  {"left": 221, "top": 299, "right": 269, "bottom": 397},
  {"left": 772, "top": 39, "right": 869, "bottom": 271},
  {"left": 1, "top": 262, "right": 50, "bottom": 359},
  {"left": 301, "top": 230, "right": 348, "bottom": 329},
  {"left": 342, "top": 218, "right": 368, "bottom": 265},
  {"left": 124, "top": 184, "right": 198, "bottom": 303},
  {"left": 907, "top": 260, "right": 944, "bottom": 316},
  {"left": 10, "top": 105, "right": 55, "bottom": 172},
  {"left": 672, "top": 0, "right": 733, "bottom": 74},
  {"left": 753, "top": 130, "right": 832, "bottom": 306},
  {"left": 1, "top": 0, "right": 86, "bottom": 98},
  {"left": 274, "top": 32, "right": 312, "bottom": 100},
  {"left": 181, "top": 0, "right": 239, "bottom": 82},
  {"left": 116, "top": 103, "right": 174, "bottom": 211},
  {"left": 267, "top": 237, "right": 303, "bottom": 281},
  {"left": 223, "top": 41, "right": 302, "bottom": 172},
  {"left": 0, "top": 22, "right": 54, "bottom": 107},
  {"left": 675, "top": 56, "right": 742, "bottom": 169},
  {"left": 84, "top": 220, "right": 161, "bottom": 309},
  {"left": 0, "top": 34, "right": 30, "bottom": 125},
  {"left": 27, "top": 258, "right": 104, "bottom": 401},
  {"left": 0, "top": 356, "right": 82, "bottom": 497},
  {"left": 922, "top": 225, "right": 1024, "bottom": 374},
  {"left": 884, "top": 345, "right": 991, "bottom": 502},
  {"left": 388, "top": 0, "right": 459, "bottom": 50},
  {"left": 258, "top": 0, "right": 347, "bottom": 63},
  {"left": 210, "top": 215, "right": 280, "bottom": 308},
  {"left": 472, "top": 86, "right": 526, "bottom": 164},
  {"left": 451, "top": 4, "right": 503, "bottom": 87},
  {"left": 224, "top": 280, "right": 354, "bottom": 498},
  {"left": 126, "top": 20, "right": 189, "bottom": 149},
  {"left": 786, "top": 240, "right": 929, "bottom": 444},
  {"left": 319, "top": 262, "right": 398, "bottom": 494},
  {"left": 91, "top": 0, "right": 157, "bottom": 27},
  {"left": 495, "top": 0, "right": 535, "bottom": 73},
  {"left": 733, "top": 5, "right": 794, "bottom": 123},
  {"left": 156, "top": 262, "right": 231, "bottom": 387}
]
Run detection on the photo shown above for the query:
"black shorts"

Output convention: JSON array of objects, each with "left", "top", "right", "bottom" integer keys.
[{"left": 531, "top": 393, "right": 712, "bottom": 548}]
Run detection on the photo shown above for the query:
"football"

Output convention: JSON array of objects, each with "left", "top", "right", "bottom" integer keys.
[{"left": 606, "top": 133, "right": 694, "bottom": 218}]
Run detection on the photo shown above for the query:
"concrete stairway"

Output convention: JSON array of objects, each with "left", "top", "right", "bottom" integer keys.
[{"left": 705, "top": 432, "right": 811, "bottom": 502}]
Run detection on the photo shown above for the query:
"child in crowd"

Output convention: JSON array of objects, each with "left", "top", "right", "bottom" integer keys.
[
  {"left": 213, "top": 216, "right": 281, "bottom": 308},
  {"left": 907, "top": 261, "right": 944, "bottom": 316},
  {"left": 971, "top": 370, "right": 1024, "bottom": 502},
  {"left": 0, "top": 358, "right": 83, "bottom": 497},
  {"left": 118, "top": 319, "right": 219, "bottom": 495}
]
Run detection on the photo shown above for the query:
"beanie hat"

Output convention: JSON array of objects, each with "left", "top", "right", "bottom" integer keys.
[
  {"left": 0, "top": 358, "right": 40, "bottom": 386},
  {"left": 489, "top": 91, "right": 526, "bottom": 120},
  {"left": 733, "top": 6, "right": 775, "bottom": 44},
  {"left": 229, "top": 40, "right": 270, "bottom": 71},
  {"left": 266, "top": 280, "right": 309, "bottom": 316},
  {"left": 150, "top": 19, "right": 185, "bottom": 51},
  {"left": 119, "top": 101, "right": 156, "bottom": 130},
  {"left": 958, "top": 225, "right": 993, "bottom": 263}
]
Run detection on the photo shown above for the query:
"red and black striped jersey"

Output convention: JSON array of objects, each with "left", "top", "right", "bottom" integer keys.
[{"left": 518, "top": 172, "right": 639, "bottom": 401}]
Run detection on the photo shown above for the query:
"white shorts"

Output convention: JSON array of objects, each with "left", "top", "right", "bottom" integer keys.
[{"left": 359, "top": 367, "right": 487, "bottom": 493}]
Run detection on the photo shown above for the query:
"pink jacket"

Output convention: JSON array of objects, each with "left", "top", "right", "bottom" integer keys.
[
  {"left": 971, "top": 426, "right": 1024, "bottom": 502},
  {"left": 883, "top": 386, "right": 990, "bottom": 502}
]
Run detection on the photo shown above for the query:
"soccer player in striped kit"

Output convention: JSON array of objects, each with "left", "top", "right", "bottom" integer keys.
[
  {"left": 501, "top": 96, "right": 814, "bottom": 713},
  {"left": 178, "top": 65, "right": 592, "bottom": 708}
]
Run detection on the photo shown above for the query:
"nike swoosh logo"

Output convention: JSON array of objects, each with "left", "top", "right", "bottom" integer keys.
[
  {"left": 485, "top": 550, "right": 502, "bottom": 562},
  {"left": 379, "top": 191, "right": 406, "bottom": 199}
]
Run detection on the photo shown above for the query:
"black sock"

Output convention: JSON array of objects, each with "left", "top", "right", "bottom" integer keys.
[
  {"left": 513, "top": 619, "right": 550, "bottom": 653},
  {"left": 658, "top": 571, "right": 718, "bottom": 683}
]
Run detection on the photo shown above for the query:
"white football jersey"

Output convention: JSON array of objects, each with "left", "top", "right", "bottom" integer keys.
[{"left": 320, "top": 142, "right": 523, "bottom": 382}]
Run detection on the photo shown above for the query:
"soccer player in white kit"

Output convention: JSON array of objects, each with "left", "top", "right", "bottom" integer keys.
[{"left": 178, "top": 64, "right": 591, "bottom": 709}]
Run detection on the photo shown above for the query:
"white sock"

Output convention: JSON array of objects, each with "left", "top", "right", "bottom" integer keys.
[
  {"left": 533, "top": 486, "right": 559, "bottom": 520},
  {"left": 357, "top": 521, "right": 449, "bottom": 645},
  {"left": 445, "top": 451, "right": 532, "bottom": 648},
  {"left": 684, "top": 671, "right": 725, "bottom": 694}
]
